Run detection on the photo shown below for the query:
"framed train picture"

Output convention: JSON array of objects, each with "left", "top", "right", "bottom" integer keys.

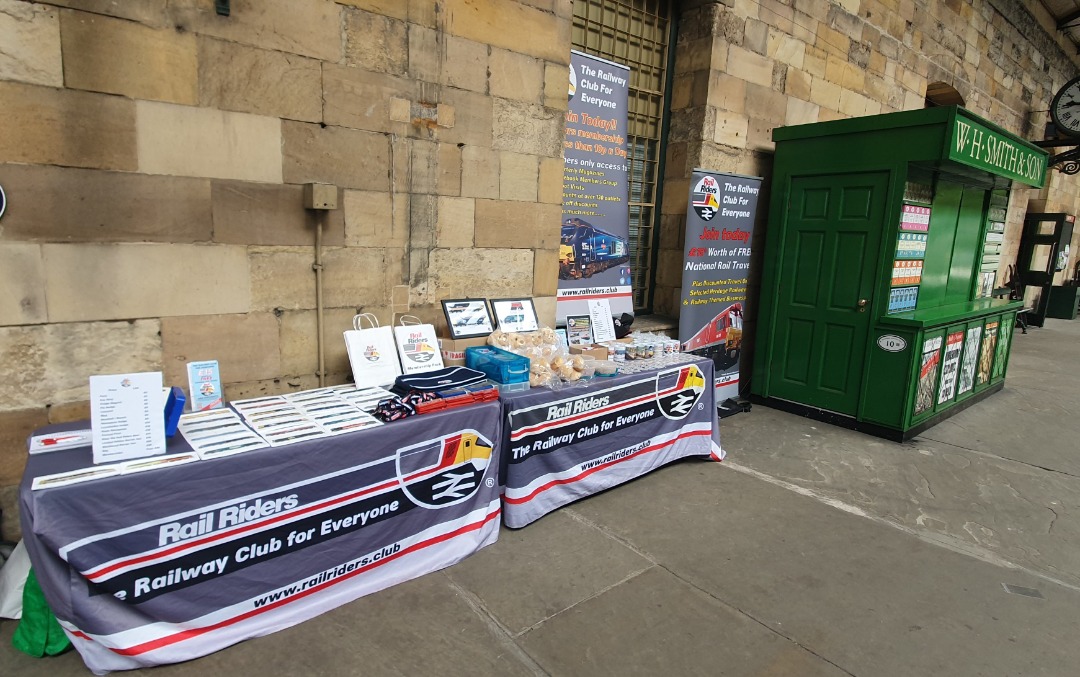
[
  {"left": 490, "top": 298, "right": 539, "bottom": 333},
  {"left": 441, "top": 298, "right": 494, "bottom": 339}
]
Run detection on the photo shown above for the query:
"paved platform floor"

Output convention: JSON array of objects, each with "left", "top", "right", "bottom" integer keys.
[{"left": 3, "top": 318, "right": 1079, "bottom": 676}]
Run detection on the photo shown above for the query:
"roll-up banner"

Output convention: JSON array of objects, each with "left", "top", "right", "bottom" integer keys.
[
  {"left": 678, "top": 170, "right": 762, "bottom": 400},
  {"left": 557, "top": 50, "right": 632, "bottom": 324}
]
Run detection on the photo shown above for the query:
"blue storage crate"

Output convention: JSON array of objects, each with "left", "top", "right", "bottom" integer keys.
[{"left": 465, "top": 346, "right": 530, "bottom": 384}]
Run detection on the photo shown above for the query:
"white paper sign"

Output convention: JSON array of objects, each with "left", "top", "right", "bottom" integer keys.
[
  {"left": 90, "top": 372, "right": 166, "bottom": 464},
  {"left": 588, "top": 299, "right": 617, "bottom": 343}
]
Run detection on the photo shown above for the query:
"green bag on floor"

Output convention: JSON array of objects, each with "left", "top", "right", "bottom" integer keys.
[{"left": 12, "top": 568, "right": 71, "bottom": 657}]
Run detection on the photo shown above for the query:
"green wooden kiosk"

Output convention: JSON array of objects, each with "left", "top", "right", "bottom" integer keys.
[{"left": 751, "top": 106, "right": 1048, "bottom": 440}]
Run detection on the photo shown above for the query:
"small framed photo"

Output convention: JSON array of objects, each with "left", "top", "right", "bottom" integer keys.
[
  {"left": 565, "top": 315, "right": 593, "bottom": 346},
  {"left": 441, "top": 298, "right": 495, "bottom": 339},
  {"left": 490, "top": 298, "right": 540, "bottom": 333}
]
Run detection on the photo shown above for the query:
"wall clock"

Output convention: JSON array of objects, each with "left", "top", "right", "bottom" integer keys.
[{"left": 1050, "top": 75, "right": 1080, "bottom": 137}]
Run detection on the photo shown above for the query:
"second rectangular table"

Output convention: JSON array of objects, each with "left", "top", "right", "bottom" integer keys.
[{"left": 500, "top": 357, "right": 723, "bottom": 528}]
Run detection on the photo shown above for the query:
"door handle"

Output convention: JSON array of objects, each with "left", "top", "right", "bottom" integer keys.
[{"left": 857, "top": 299, "right": 868, "bottom": 312}]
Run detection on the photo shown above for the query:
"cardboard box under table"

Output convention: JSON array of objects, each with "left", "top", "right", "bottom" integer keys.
[
  {"left": 18, "top": 402, "right": 504, "bottom": 673},
  {"left": 499, "top": 357, "right": 723, "bottom": 528}
]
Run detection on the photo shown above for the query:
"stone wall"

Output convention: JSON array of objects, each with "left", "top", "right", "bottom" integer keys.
[{"left": 0, "top": 0, "right": 572, "bottom": 539}]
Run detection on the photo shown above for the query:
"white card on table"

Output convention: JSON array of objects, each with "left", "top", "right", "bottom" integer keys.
[{"left": 90, "top": 372, "right": 166, "bottom": 465}]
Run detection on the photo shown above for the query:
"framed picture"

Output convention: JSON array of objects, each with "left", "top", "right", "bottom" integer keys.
[
  {"left": 441, "top": 298, "right": 495, "bottom": 339},
  {"left": 490, "top": 297, "right": 540, "bottom": 333},
  {"left": 565, "top": 315, "right": 593, "bottom": 346}
]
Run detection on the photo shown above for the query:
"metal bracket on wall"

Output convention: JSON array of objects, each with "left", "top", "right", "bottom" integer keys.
[{"left": 1034, "top": 138, "right": 1080, "bottom": 174}]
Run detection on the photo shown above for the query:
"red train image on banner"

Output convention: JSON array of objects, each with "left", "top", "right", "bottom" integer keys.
[
  {"left": 559, "top": 218, "right": 630, "bottom": 280},
  {"left": 682, "top": 303, "right": 743, "bottom": 369}
]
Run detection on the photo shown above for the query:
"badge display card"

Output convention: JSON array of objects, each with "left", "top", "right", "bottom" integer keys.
[
  {"left": 90, "top": 372, "right": 167, "bottom": 465},
  {"left": 187, "top": 360, "right": 224, "bottom": 411}
]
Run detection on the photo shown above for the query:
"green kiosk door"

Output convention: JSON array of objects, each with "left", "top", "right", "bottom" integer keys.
[{"left": 768, "top": 172, "right": 888, "bottom": 415}]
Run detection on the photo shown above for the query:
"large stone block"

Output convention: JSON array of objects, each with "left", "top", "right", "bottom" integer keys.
[
  {"left": 0, "top": 320, "right": 162, "bottom": 412},
  {"left": 0, "top": 244, "right": 46, "bottom": 326},
  {"left": 283, "top": 121, "right": 390, "bottom": 191},
  {"left": 544, "top": 61, "right": 570, "bottom": 109},
  {"left": 136, "top": 101, "right": 282, "bottom": 182},
  {"left": 397, "top": 138, "right": 439, "bottom": 195},
  {"left": 60, "top": 9, "right": 197, "bottom": 104},
  {"left": 0, "top": 81, "right": 136, "bottom": 170},
  {"left": 713, "top": 111, "right": 750, "bottom": 148},
  {"left": 809, "top": 76, "right": 842, "bottom": 109},
  {"left": 538, "top": 156, "right": 564, "bottom": 204},
  {"left": 461, "top": 146, "right": 501, "bottom": 199},
  {"left": 500, "top": 152, "right": 539, "bottom": 202},
  {"left": 427, "top": 248, "right": 534, "bottom": 300},
  {"left": 438, "top": 142, "right": 462, "bottom": 196},
  {"left": 161, "top": 312, "right": 280, "bottom": 386},
  {"left": 323, "top": 63, "right": 417, "bottom": 134},
  {"left": 0, "top": 0, "right": 62, "bottom": 87},
  {"left": 445, "top": 35, "right": 489, "bottom": 92},
  {"left": 785, "top": 67, "right": 812, "bottom": 100},
  {"left": 707, "top": 72, "right": 747, "bottom": 112},
  {"left": 533, "top": 295, "right": 556, "bottom": 327},
  {"left": 436, "top": 196, "right": 475, "bottom": 248},
  {"left": 344, "top": 190, "right": 409, "bottom": 247},
  {"left": 436, "top": 87, "right": 493, "bottom": 148},
  {"left": 493, "top": 99, "right": 562, "bottom": 157},
  {"left": 0, "top": 164, "right": 212, "bottom": 244},
  {"left": 442, "top": 0, "right": 569, "bottom": 64},
  {"left": 248, "top": 247, "right": 317, "bottom": 312},
  {"left": 409, "top": 23, "right": 441, "bottom": 84},
  {"left": 42, "top": 243, "right": 250, "bottom": 322},
  {"left": 344, "top": 8, "right": 408, "bottom": 75},
  {"left": 278, "top": 307, "right": 354, "bottom": 378},
  {"left": 336, "top": 0, "right": 408, "bottom": 20},
  {"left": 0, "top": 408, "right": 48, "bottom": 486},
  {"left": 474, "top": 200, "right": 561, "bottom": 248},
  {"left": 726, "top": 45, "right": 774, "bottom": 88},
  {"left": 743, "top": 82, "right": 787, "bottom": 125},
  {"left": 46, "top": 0, "right": 168, "bottom": 26},
  {"left": 198, "top": 38, "right": 321, "bottom": 122},
  {"left": 490, "top": 48, "right": 544, "bottom": 103},
  {"left": 212, "top": 180, "right": 345, "bottom": 247},
  {"left": 223, "top": 374, "right": 324, "bottom": 402},
  {"left": 785, "top": 97, "right": 821, "bottom": 126},
  {"left": 169, "top": 0, "right": 341, "bottom": 61},
  {"left": 321, "top": 247, "right": 404, "bottom": 308},
  {"left": 533, "top": 248, "right": 560, "bottom": 297}
]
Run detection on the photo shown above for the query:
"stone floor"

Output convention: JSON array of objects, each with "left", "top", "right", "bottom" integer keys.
[{"left": 3, "top": 317, "right": 1079, "bottom": 676}]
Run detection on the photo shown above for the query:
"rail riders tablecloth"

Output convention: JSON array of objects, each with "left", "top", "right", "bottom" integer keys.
[
  {"left": 501, "top": 358, "right": 723, "bottom": 528},
  {"left": 19, "top": 401, "right": 503, "bottom": 673}
]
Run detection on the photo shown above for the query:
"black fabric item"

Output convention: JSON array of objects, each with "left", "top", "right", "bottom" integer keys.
[
  {"left": 391, "top": 367, "right": 487, "bottom": 395},
  {"left": 613, "top": 312, "right": 634, "bottom": 339}
]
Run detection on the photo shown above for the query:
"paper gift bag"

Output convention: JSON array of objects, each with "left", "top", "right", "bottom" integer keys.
[
  {"left": 393, "top": 315, "right": 445, "bottom": 374},
  {"left": 344, "top": 314, "right": 402, "bottom": 388}
]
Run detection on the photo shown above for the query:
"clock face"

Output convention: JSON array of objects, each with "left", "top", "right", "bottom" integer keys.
[{"left": 1051, "top": 75, "right": 1080, "bottom": 137}]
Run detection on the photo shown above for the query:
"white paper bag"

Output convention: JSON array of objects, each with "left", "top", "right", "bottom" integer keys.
[
  {"left": 393, "top": 315, "right": 445, "bottom": 374},
  {"left": 344, "top": 314, "right": 402, "bottom": 388}
]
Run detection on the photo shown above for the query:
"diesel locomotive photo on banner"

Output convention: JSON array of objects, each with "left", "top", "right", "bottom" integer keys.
[{"left": 557, "top": 50, "right": 632, "bottom": 323}]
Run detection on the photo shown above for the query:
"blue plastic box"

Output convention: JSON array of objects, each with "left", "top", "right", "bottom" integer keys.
[{"left": 465, "top": 346, "right": 530, "bottom": 384}]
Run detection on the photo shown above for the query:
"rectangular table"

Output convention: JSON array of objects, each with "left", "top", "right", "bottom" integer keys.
[
  {"left": 19, "top": 401, "right": 504, "bottom": 674},
  {"left": 500, "top": 357, "right": 723, "bottom": 528}
]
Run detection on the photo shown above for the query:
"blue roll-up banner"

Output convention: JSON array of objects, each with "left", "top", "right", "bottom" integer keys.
[
  {"left": 678, "top": 170, "right": 762, "bottom": 400},
  {"left": 556, "top": 50, "right": 632, "bottom": 324}
]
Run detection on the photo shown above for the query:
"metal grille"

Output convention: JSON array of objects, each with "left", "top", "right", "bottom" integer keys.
[{"left": 573, "top": 0, "right": 672, "bottom": 311}]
